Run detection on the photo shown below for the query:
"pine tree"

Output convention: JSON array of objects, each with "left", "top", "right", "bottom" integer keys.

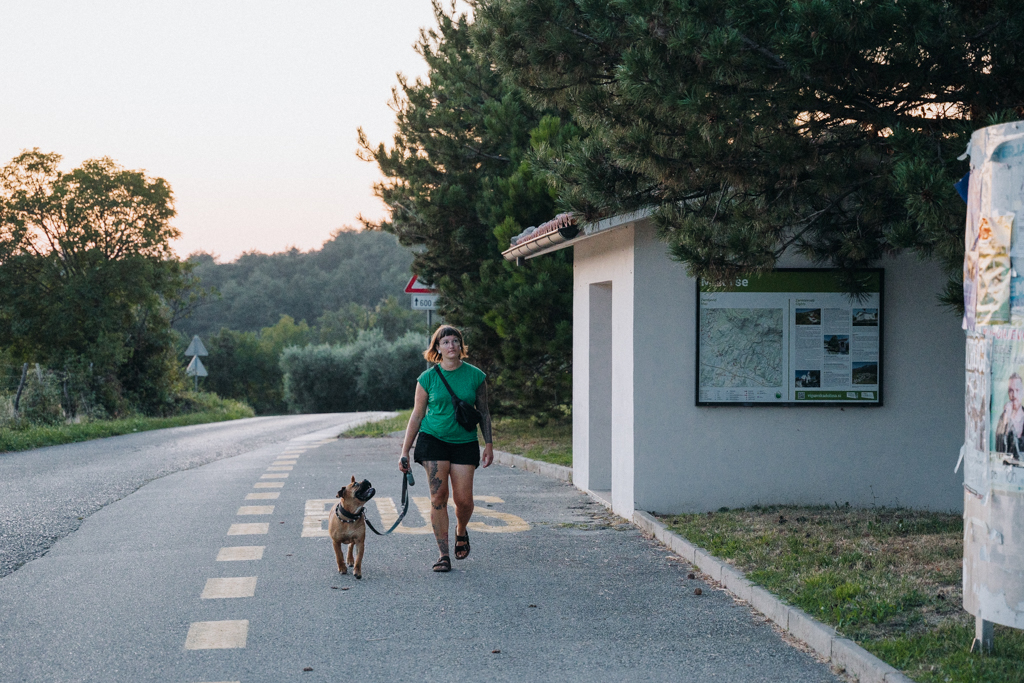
[
  {"left": 359, "top": 4, "right": 576, "bottom": 414},
  {"left": 476, "top": 0, "right": 1024, "bottom": 302}
]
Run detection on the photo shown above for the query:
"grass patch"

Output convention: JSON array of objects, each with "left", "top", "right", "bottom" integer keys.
[
  {"left": 342, "top": 410, "right": 411, "bottom": 437},
  {"left": 664, "top": 505, "right": 1024, "bottom": 682},
  {"left": 0, "top": 394, "right": 254, "bottom": 453},
  {"left": 491, "top": 415, "right": 571, "bottom": 467},
  {"left": 342, "top": 411, "right": 573, "bottom": 467}
]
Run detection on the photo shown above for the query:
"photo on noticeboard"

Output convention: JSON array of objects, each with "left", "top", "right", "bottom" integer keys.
[{"left": 990, "top": 337, "right": 1024, "bottom": 466}]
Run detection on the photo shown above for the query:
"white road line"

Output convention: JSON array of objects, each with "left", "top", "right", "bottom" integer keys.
[
  {"left": 227, "top": 523, "right": 269, "bottom": 535},
  {"left": 245, "top": 492, "right": 279, "bottom": 500},
  {"left": 272, "top": 460, "right": 297, "bottom": 465},
  {"left": 184, "top": 620, "right": 248, "bottom": 649},
  {"left": 217, "top": 546, "right": 264, "bottom": 561},
  {"left": 201, "top": 577, "right": 257, "bottom": 599},
  {"left": 237, "top": 506, "right": 274, "bottom": 515},
  {"left": 260, "top": 473, "right": 289, "bottom": 479},
  {"left": 253, "top": 482, "right": 284, "bottom": 489},
  {"left": 266, "top": 466, "right": 293, "bottom": 471}
]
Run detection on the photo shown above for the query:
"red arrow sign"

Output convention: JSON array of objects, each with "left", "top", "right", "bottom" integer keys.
[{"left": 404, "top": 275, "right": 436, "bottom": 293}]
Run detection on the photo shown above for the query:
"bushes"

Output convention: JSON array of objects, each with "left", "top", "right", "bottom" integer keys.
[{"left": 281, "top": 330, "right": 426, "bottom": 413}]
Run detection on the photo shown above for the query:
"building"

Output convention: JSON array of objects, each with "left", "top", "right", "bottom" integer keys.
[{"left": 503, "top": 211, "right": 964, "bottom": 517}]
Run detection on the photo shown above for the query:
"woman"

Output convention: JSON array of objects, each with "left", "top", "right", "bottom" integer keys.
[{"left": 399, "top": 325, "right": 493, "bottom": 572}]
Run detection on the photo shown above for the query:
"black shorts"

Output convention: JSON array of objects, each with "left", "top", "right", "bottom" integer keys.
[{"left": 414, "top": 432, "right": 480, "bottom": 468}]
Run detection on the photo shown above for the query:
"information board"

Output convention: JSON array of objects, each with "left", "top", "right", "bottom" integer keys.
[{"left": 696, "top": 269, "right": 883, "bottom": 406}]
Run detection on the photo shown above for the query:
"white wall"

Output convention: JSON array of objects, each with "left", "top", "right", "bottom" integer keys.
[
  {"left": 572, "top": 225, "right": 635, "bottom": 517},
  {"left": 573, "top": 219, "right": 965, "bottom": 514}
]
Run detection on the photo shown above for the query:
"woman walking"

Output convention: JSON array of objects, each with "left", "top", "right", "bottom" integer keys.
[{"left": 399, "top": 325, "right": 493, "bottom": 572}]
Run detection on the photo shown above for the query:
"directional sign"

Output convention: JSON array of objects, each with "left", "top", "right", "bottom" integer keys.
[
  {"left": 404, "top": 275, "right": 436, "bottom": 294},
  {"left": 411, "top": 294, "right": 438, "bottom": 310},
  {"left": 185, "top": 335, "right": 208, "bottom": 357},
  {"left": 186, "top": 356, "right": 208, "bottom": 377}
]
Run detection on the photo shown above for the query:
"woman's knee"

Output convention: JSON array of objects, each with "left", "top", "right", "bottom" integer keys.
[
  {"left": 429, "top": 484, "right": 450, "bottom": 507},
  {"left": 452, "top": 491, "right": 474, "bottom": 513}
]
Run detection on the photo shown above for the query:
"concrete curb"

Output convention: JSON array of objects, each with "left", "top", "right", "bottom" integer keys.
[
  {"left": 492, "top": 450, "right": 572, "bottom": 482},
  {"left": 632, "top": 511, "right": 913, "bottom": 683}
]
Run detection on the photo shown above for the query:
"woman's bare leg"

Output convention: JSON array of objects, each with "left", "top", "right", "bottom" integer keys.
[
  {"left": 449, "top": 464, "right": 476, "bottom": 537},
  {"left": 423, "top": 460, "right": 451, "bottom": 558}
]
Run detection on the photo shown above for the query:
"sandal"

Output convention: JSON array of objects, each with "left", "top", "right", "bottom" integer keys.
[
  {"left": 454, "top": 534, "right": 470, "bottom": 560},
  {"left": 432, "top": 555, "right": 451, "bottom": 572}
]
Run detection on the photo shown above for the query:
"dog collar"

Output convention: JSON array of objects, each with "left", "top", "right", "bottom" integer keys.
[{"left": 334, "top": 504, "right": 365, "bottom": 524}]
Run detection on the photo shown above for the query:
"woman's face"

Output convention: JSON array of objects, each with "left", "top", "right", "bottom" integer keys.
[{"left": 438, "top": 334, "right": 462, "bottom": 361}]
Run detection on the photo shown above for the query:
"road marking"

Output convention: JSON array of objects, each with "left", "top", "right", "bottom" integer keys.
[
  {"left": 201, "top": 577, "right": 257, "bottom": 599},
  {"left": 246, "top": 492, "right": 279, "bottom": 500},
  {"left": 228, "top": 523, "right": 269, "bottom": 535},
  {"left": 185, "top": 620, "right": 248, "bottom": 649},
  {"left": 301, "top": 497, "right": 529, "bottom": 537},
  {"left": 266, "top": 466, "right": 293, "bottom": 471},
  {"left": 253, "top": 482, "right": 284, "bottom": 488},
  {"left": 237, "top": 506, "right": 274, "bottom": 515},
  {"left": 272, "top": 460, "right": 297, "bottom": 465},
  {"left": 217, "top": 546, "right": 264, "bottom": 561},
  {"left": 260, "top": 473, "right": 289, "bottom": 479}
]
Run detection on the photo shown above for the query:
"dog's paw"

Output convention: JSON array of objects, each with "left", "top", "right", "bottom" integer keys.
[
  {"left": 354, "top": 573, "right": 362, "bottom": 580},
  {"left": 338, "top": 567, "right": 347, "bottom": 574},
  {"left": 347, "top": 560, "right": 354, "bottom": 567}
]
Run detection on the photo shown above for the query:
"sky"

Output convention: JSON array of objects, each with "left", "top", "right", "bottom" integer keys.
[{"left": 0, "top": 1, "right": 466, "bottom": 261}]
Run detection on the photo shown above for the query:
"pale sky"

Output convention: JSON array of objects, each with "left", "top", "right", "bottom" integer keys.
[{"left": 0, "top": 1, "right": 466, "bottom": 261}]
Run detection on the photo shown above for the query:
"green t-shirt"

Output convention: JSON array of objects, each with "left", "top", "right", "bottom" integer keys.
[{"left": 417, "top": 362, "right": 487, "bottom": 444}]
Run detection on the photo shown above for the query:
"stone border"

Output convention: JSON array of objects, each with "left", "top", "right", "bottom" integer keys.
[
  {"left": 632, "top": 511, "right": 913, "bottom": 683},
  {"left": 492, "top": 449, "right": 572, "bottom": 482}
]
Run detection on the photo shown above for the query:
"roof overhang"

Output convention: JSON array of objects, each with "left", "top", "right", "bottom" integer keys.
[{"left": 501, "top": 208, "right": 653, "bottom": 264}]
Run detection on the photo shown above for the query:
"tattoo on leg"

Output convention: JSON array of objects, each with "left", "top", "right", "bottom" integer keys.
[{"left": 428, "top": 462, "right": 443, "bottom": 496}]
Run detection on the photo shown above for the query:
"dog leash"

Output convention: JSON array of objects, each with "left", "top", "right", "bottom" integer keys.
[{"left": 364, "top": 460, "right": 415, "bottom": 536}]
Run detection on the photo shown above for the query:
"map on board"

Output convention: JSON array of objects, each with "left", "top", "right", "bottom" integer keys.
[{"left": 699, "top": 308, "right": 784, "bottom": 388}]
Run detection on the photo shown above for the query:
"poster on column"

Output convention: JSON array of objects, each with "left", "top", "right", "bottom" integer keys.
[{"left": 696, "top": 269, "right": 883, "bottom": 406}]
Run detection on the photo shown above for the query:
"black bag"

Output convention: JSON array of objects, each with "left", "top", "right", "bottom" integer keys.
[{"left": 434, "top": 365, "right": 482, "bottom": 432}]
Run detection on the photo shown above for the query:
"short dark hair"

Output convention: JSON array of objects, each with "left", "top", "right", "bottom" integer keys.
[{"left": 424, "top": 325, "right": 468, "bottom": 363}]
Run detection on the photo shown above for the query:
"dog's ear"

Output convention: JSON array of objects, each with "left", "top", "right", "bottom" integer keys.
[
  {"left": 350, "top": 475, "right": 356, "bottom": 484},
  {"left": 336, "top": 489, "right": 345, "bottom": 498}
]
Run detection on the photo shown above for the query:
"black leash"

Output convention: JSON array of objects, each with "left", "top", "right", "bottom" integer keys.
[{"left": 364, "top": 459, "right": 415, "bottom": 536}]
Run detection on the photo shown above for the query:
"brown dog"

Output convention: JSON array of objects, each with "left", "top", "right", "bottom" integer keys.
[{"left": 327, "top": 476, "right": 375, "bottom": 579}]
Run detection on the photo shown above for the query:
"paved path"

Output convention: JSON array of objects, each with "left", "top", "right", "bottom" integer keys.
[{"left": 0, "top": 430, "right": 841, "bottom": 682}]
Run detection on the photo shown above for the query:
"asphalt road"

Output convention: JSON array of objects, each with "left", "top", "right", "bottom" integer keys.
[
  {"left": 0, "top": 422, "right": 841, "bottom": 682},
  {"left": 0, "top": 413, "right": 390, "bottom": 578}
]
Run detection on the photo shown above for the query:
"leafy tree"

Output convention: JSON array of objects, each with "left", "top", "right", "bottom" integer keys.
[
  {"left": 177, "top": 228, "right": 415, "bottom": 337},
  {"left": 477, "top": 0, "right": 1024, "bottom": 301},
  {"left": 0, "top": 149, "right": 190, "bottom": 414},
  {"left": 359, "top": 3, "right": 575, "bottom": 415},
  {"left": 203, "top": 328, "right": 285, "bottom": 414}
]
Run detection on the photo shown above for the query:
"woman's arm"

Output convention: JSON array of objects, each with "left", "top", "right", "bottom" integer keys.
[
  {"left": 400, "top": 383, "right": 428, "bottom": 472},
  {"left": 476, "top": 381, "right": 494, "bottom": 468}
]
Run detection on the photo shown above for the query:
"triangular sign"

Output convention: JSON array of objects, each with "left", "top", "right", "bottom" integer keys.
[
  {"left": 186, "top": 356, "right": 208, "bottom": 377},
  {"left": 185, "top": 335, "right": 208, "bottom": 357},
  {"left": 404, "top": 275, "right": 436, "bottom": 294}
]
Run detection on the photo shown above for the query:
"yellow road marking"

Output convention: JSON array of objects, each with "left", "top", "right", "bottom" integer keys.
[
  {"left": 253, "top": 482, "right": 284, "bottom": 488},
  {"left": 273, "top": 460, "right": 297, "bottom": 465},
  {"left": 237, "top": 506, "right": 274, "bottom": 515},
  {"left": 227, "top": 523, "right": 269, "bottom": 535},
  {"left": 217, "top": 546, "right": 264, "bottom": 561},
  {"left": 201, "top": 577, "right": 257, "bottom": 599},
  {"left": 379, "top": 497, "right": 431, "bottom": 535},
  {"left": 260, "top": 473, "right": 288, "bottom": 479},
  {"left": 301, "top": 497, "right": 529, "bottom": 537},
  {"left": 184, "top": 620, "right": 248, "bottom": 649},
  {"left": 266, "top": 466, "right": 293, "bottom": 471},
  {"left": 246, "top": 492, "right": 279, "bottom": 500}
]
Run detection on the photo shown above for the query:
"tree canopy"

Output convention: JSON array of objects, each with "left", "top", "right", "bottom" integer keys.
[
  {"left": 476, "top": 0, "right": 1024, "bottom": 299},
  {"left": 0, "top": 149, "right": 190, "bottom": 413},
  {"left": 360, "top": 4, "right": 576, "bottom": 415}
]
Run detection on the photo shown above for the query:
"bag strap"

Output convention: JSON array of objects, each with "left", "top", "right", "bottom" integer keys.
[{"left": 433, "top": 364, "right": 459, "bottom": 401}]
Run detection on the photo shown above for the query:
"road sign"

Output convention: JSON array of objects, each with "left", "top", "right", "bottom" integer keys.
[
  {"left": 411, "top": 294, "right": 438, "bottom": 310},
  {"left": 404, "top": 275, "right": 436, "bottom": 294},
  {"left": 186, "top": 356, "right": 208, "bottom": 377},
  {"left": 185, "top": 335, "right": 208, "bottom": 357}
]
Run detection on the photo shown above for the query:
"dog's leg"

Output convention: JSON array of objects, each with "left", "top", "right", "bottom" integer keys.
[
  {"left": 346, "top": 542, "right": 355, "bottom": 567},
  {"left": 332, "top": 538, "right": 347, "bottom": 574},
  {"left": 353, "top": 539, "right": 363, "bottom": 579}
]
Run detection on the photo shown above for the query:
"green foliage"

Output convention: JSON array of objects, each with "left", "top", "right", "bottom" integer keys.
[
  {"left": 203, "top": 327, "right": 286, "bottom": 414},
  {"left": 0, "top": 149, "right": 193, "bottom": 415},
  {"left": 177, "top": 229, "right": 414, "bottom": 337},
  {"left": 317, "top": 296, "right": 426, "bottom": 345},
  {"left": 359, "top": 4, "right": 574, "bottom": 416},
  {"left": 280, "top": 330, "right": 425, "bottom": 413},
  {"left": 477, "top": 0, "right": 1024, "bottom": 304},
  {"left": 342, "top": 409, "right": 413, "bottom": 438}
]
